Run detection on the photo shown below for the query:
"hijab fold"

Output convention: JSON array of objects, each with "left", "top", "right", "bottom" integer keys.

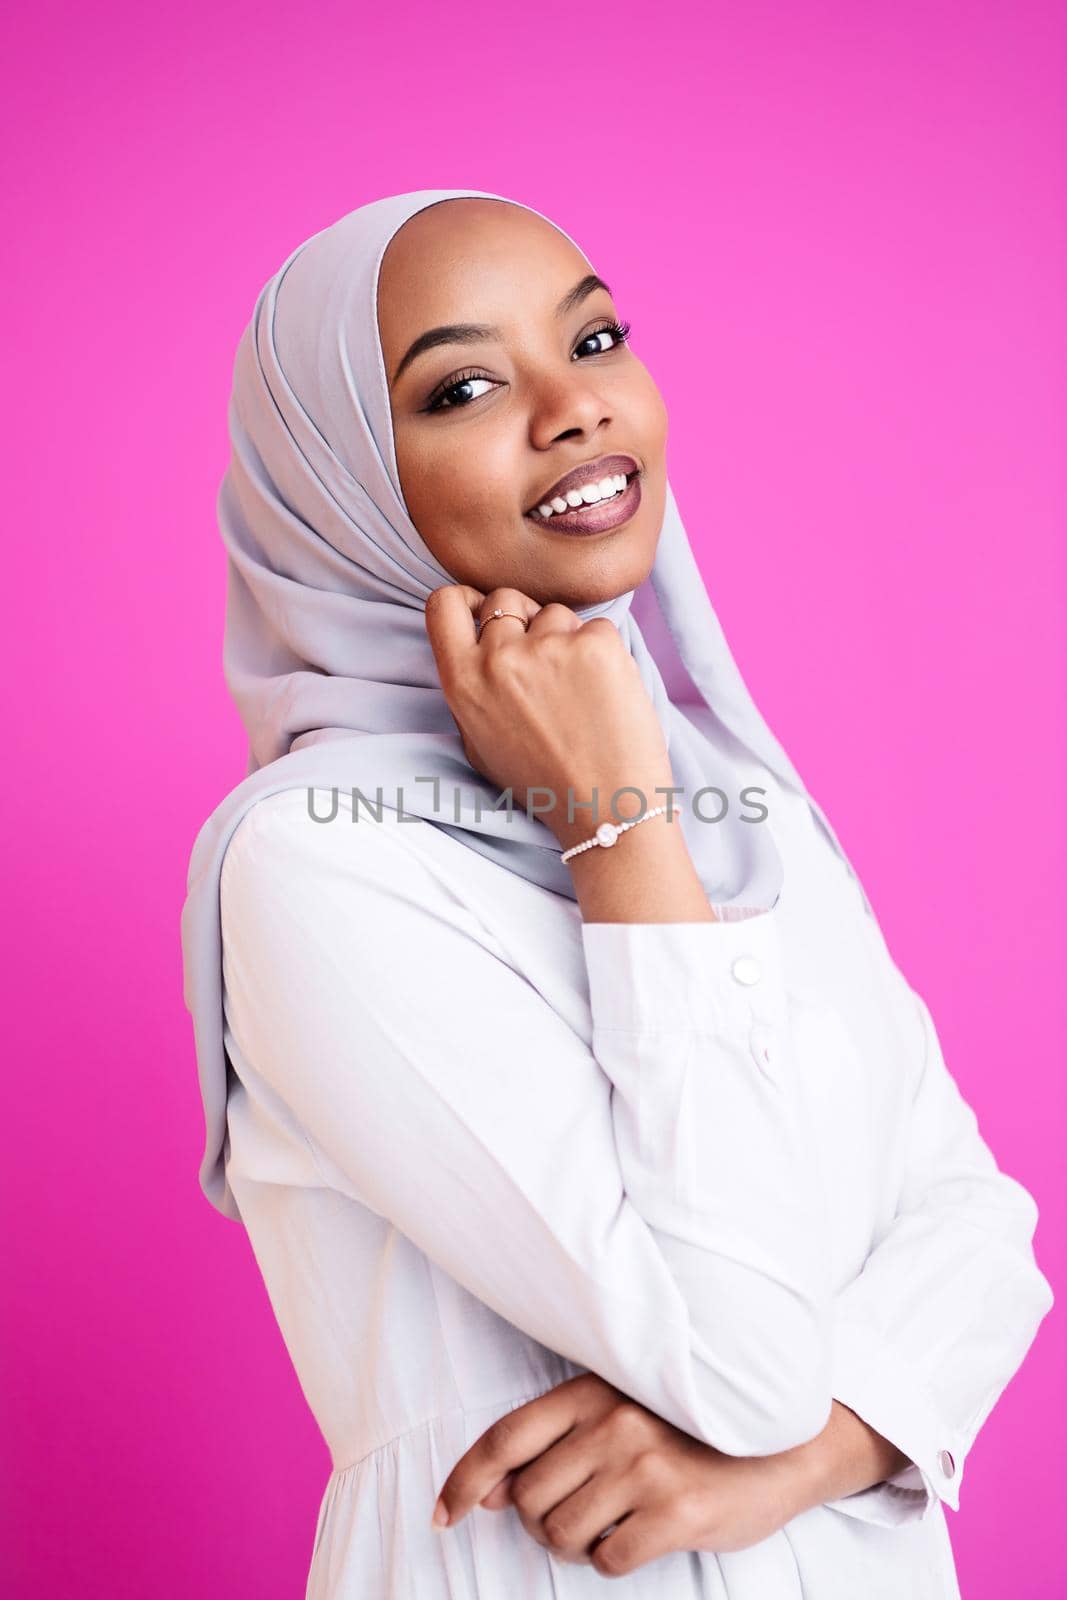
[{"left": 181, "top": 188, "right": 868, "bottom": 1222}]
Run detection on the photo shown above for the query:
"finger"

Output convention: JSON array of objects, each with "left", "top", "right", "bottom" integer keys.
[
  {"left": 480, "top": 1374, "right": 616, "bottom": 1514},
  {"left": 507, "top": 1423, "right": 604, "bottom": 1529},
  {"left": 433, "top": 1388, "right": 582, "bottom": 1528},
  {"left": 591, "top": 1508, "right": 682, "bottom": 1581},
  {"left": 535, "top": 1470, "right": 637, "bottom": 1565},
  {"left": 423, "top": 583, "right": 486, "bottom": 692},
  {"left": 524, "top": 600, "right": 583, "bottom": 638},
  {"left": 474, "top": 586, "right": 542, "bottom": 652},
  {"left": 478, "top": 1471, "right": 515, "bottom": 1511}
]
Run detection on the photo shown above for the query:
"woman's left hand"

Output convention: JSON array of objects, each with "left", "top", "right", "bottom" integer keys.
[{"left": 431, "top": 1373, "right": 817, "bottom": 1578}]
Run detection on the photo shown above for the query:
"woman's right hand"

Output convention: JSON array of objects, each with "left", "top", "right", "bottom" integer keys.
[
  {"left": 433, "top": 1372, "right": 819, "bottom": 1569},
  {"left": 423, "top": 583, "right": 675, "bottom": 848}
]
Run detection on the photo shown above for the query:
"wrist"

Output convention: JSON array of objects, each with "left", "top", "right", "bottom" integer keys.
[
  {"left": 543, "top": 787, "right": 668, "bottom": 851},
  {"left": 555, "top": 805, "right": 675, "bottom": 860},
  {"left": 776, "top": 1401, "right": 913, "bottom": 1514},
  {"left": 758, "top": 1432, "right": 833, "bottom": 1525},
  {"left": 546, "top": 785, "right": 676, "bottom": 854},
  {"left": 566, "top": 809, "right": 717, "bottom": 925},
  {"left": 786, "top": 1427, "right": 838, "bottom": 1517}
]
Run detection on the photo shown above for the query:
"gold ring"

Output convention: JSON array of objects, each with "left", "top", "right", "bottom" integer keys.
[{"left": 477, "top": 608, "right": 528, "bottom": 634}]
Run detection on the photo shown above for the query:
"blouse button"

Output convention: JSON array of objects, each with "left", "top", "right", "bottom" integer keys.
[
  {"left": 731, "top": 955, "right": 761, "bottom": 986},
  {"left": 937, "top": 1449, "right": 956, "bottom": 1478}
]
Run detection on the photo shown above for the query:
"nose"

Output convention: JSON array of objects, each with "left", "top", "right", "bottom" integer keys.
[{"left": 527, "top": 363, "right": 612, "bottom": 450}]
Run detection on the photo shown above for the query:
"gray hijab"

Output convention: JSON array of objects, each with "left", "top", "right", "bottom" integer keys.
[{"left": 181, "top": 187, "right": 866, "bottom": 1222}]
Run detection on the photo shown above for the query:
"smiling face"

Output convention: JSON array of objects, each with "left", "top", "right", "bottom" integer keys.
[{"left": 376, "top": 198, "right": 669, "bottom": 607}]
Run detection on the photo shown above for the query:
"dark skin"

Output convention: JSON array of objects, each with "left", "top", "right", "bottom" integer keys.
[
  {"left": 377, "top": 195, "right": 667, "bottom": 608},
  {"left": 376, "top": 199, "right": 911, "bottom": 1575}
]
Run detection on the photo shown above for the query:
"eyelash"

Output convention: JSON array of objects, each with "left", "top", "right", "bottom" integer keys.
[{"left": 423, "top": 319, "right": 633, "bottom": 413}]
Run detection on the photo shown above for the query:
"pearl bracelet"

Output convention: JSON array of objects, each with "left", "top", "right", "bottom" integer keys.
[{"left": 559, "top": 805, "right": 670, "bottom": 864}]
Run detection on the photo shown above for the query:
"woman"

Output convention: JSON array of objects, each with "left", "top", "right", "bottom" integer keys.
[{"left": 180, "top": 188, "right": 1053, "bottom": 1597}]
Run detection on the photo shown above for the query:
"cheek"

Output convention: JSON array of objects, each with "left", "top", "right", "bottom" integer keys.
[
  {"left": 423, "top": 448, "right": 521, "bottom": 537},
  {"left": 399, "top": 440, "right": 522, "bottom": 570},
  {"left": 396, "top": 437, "right": 466, "bottom": 531},
  {"left": 635, "top": 375, "right": 669, "bottom": 449}
]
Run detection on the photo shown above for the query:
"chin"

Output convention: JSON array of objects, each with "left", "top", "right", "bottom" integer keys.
[{"left": 557, "top": 568, "right": 647, "bottom": 608}]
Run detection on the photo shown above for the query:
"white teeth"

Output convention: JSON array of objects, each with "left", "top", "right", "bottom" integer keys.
[{"left": 532, "top": 470, "right": 632, "bottom": 518}]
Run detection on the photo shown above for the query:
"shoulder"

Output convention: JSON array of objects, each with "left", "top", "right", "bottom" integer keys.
[
  {"left": 218, "top": 788, "right": 518, "bottom": 1023},
  {"left": 221, "top": 787, "right": 441, "bottom": 919},
  {"left": 219, "top": 786, "right": 486, "bottom": 954}
]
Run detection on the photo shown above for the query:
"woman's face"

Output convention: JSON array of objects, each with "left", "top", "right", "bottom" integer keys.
[{"left": 377, "top": 198, "right": 669, "bottom": 608}]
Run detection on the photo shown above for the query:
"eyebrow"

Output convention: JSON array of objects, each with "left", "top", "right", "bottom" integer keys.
[{"left": 389, "top": 272, "right": 613, "bottom": 386}]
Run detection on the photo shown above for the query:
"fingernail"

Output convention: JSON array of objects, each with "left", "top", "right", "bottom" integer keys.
[{"left": 431, "top": 1496, "right": 450, "bottom": 1529}]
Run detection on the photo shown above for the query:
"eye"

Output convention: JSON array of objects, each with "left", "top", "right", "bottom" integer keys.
[
  {"left": 424, "top": 371, "right": 497, "bottom": 413},
  {"left": 422, "top": 319, "right": 633, "bottom": 414},
  {"left": 573, "top": 319, "right": 632, "bottom": 359}
]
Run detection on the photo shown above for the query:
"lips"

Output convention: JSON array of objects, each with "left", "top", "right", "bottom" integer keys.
[{"left": 524, "top": 453, "right": 639, "bottom": 516}]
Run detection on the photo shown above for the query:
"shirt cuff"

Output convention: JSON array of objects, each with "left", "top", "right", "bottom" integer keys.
[
  {"left": 579, "top": 907, "right": 789, "bottom": 1039},
  {"left": 825, "top": 1308, "right": 964, "bottom": 1526}
]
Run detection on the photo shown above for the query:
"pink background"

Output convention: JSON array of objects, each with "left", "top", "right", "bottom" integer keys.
[{"left": 3, "top": 0, "right": 1062, "bottom": 1594}]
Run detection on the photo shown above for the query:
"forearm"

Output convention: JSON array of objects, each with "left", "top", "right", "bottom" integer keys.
[
  {"left": 567, "top": 818, "right": 918, "bottom": 1515},
  {"left": 767, "top": 1400, "right": 913, "bottom": 1518},
  {"left": 560, "top": 802, "right": 718, "bottom": 924}
]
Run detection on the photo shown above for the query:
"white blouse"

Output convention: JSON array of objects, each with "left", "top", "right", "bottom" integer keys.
[{"left": 218, "top": 748, "right": 1052, "bottom": 1599}]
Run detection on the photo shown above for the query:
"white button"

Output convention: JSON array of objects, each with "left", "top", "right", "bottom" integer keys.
[
  {"left": 937, "top": 1449, "right": 956, "bottom": 1478},
  {"left": 731, "top": 955, "right": 761, "bottom": 986}
]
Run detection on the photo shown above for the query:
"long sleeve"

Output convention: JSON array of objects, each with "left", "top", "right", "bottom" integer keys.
[
  {"left": 824, "top": 972, "right": 1054, "bottom": 1527},
  {"left": 219, "top": 799, "right": 834, "bottom": 1459}
]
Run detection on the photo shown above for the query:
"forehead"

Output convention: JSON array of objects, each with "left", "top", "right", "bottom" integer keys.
[{"left": 376, "top": 198, "right": 591, "bottom": 352}]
